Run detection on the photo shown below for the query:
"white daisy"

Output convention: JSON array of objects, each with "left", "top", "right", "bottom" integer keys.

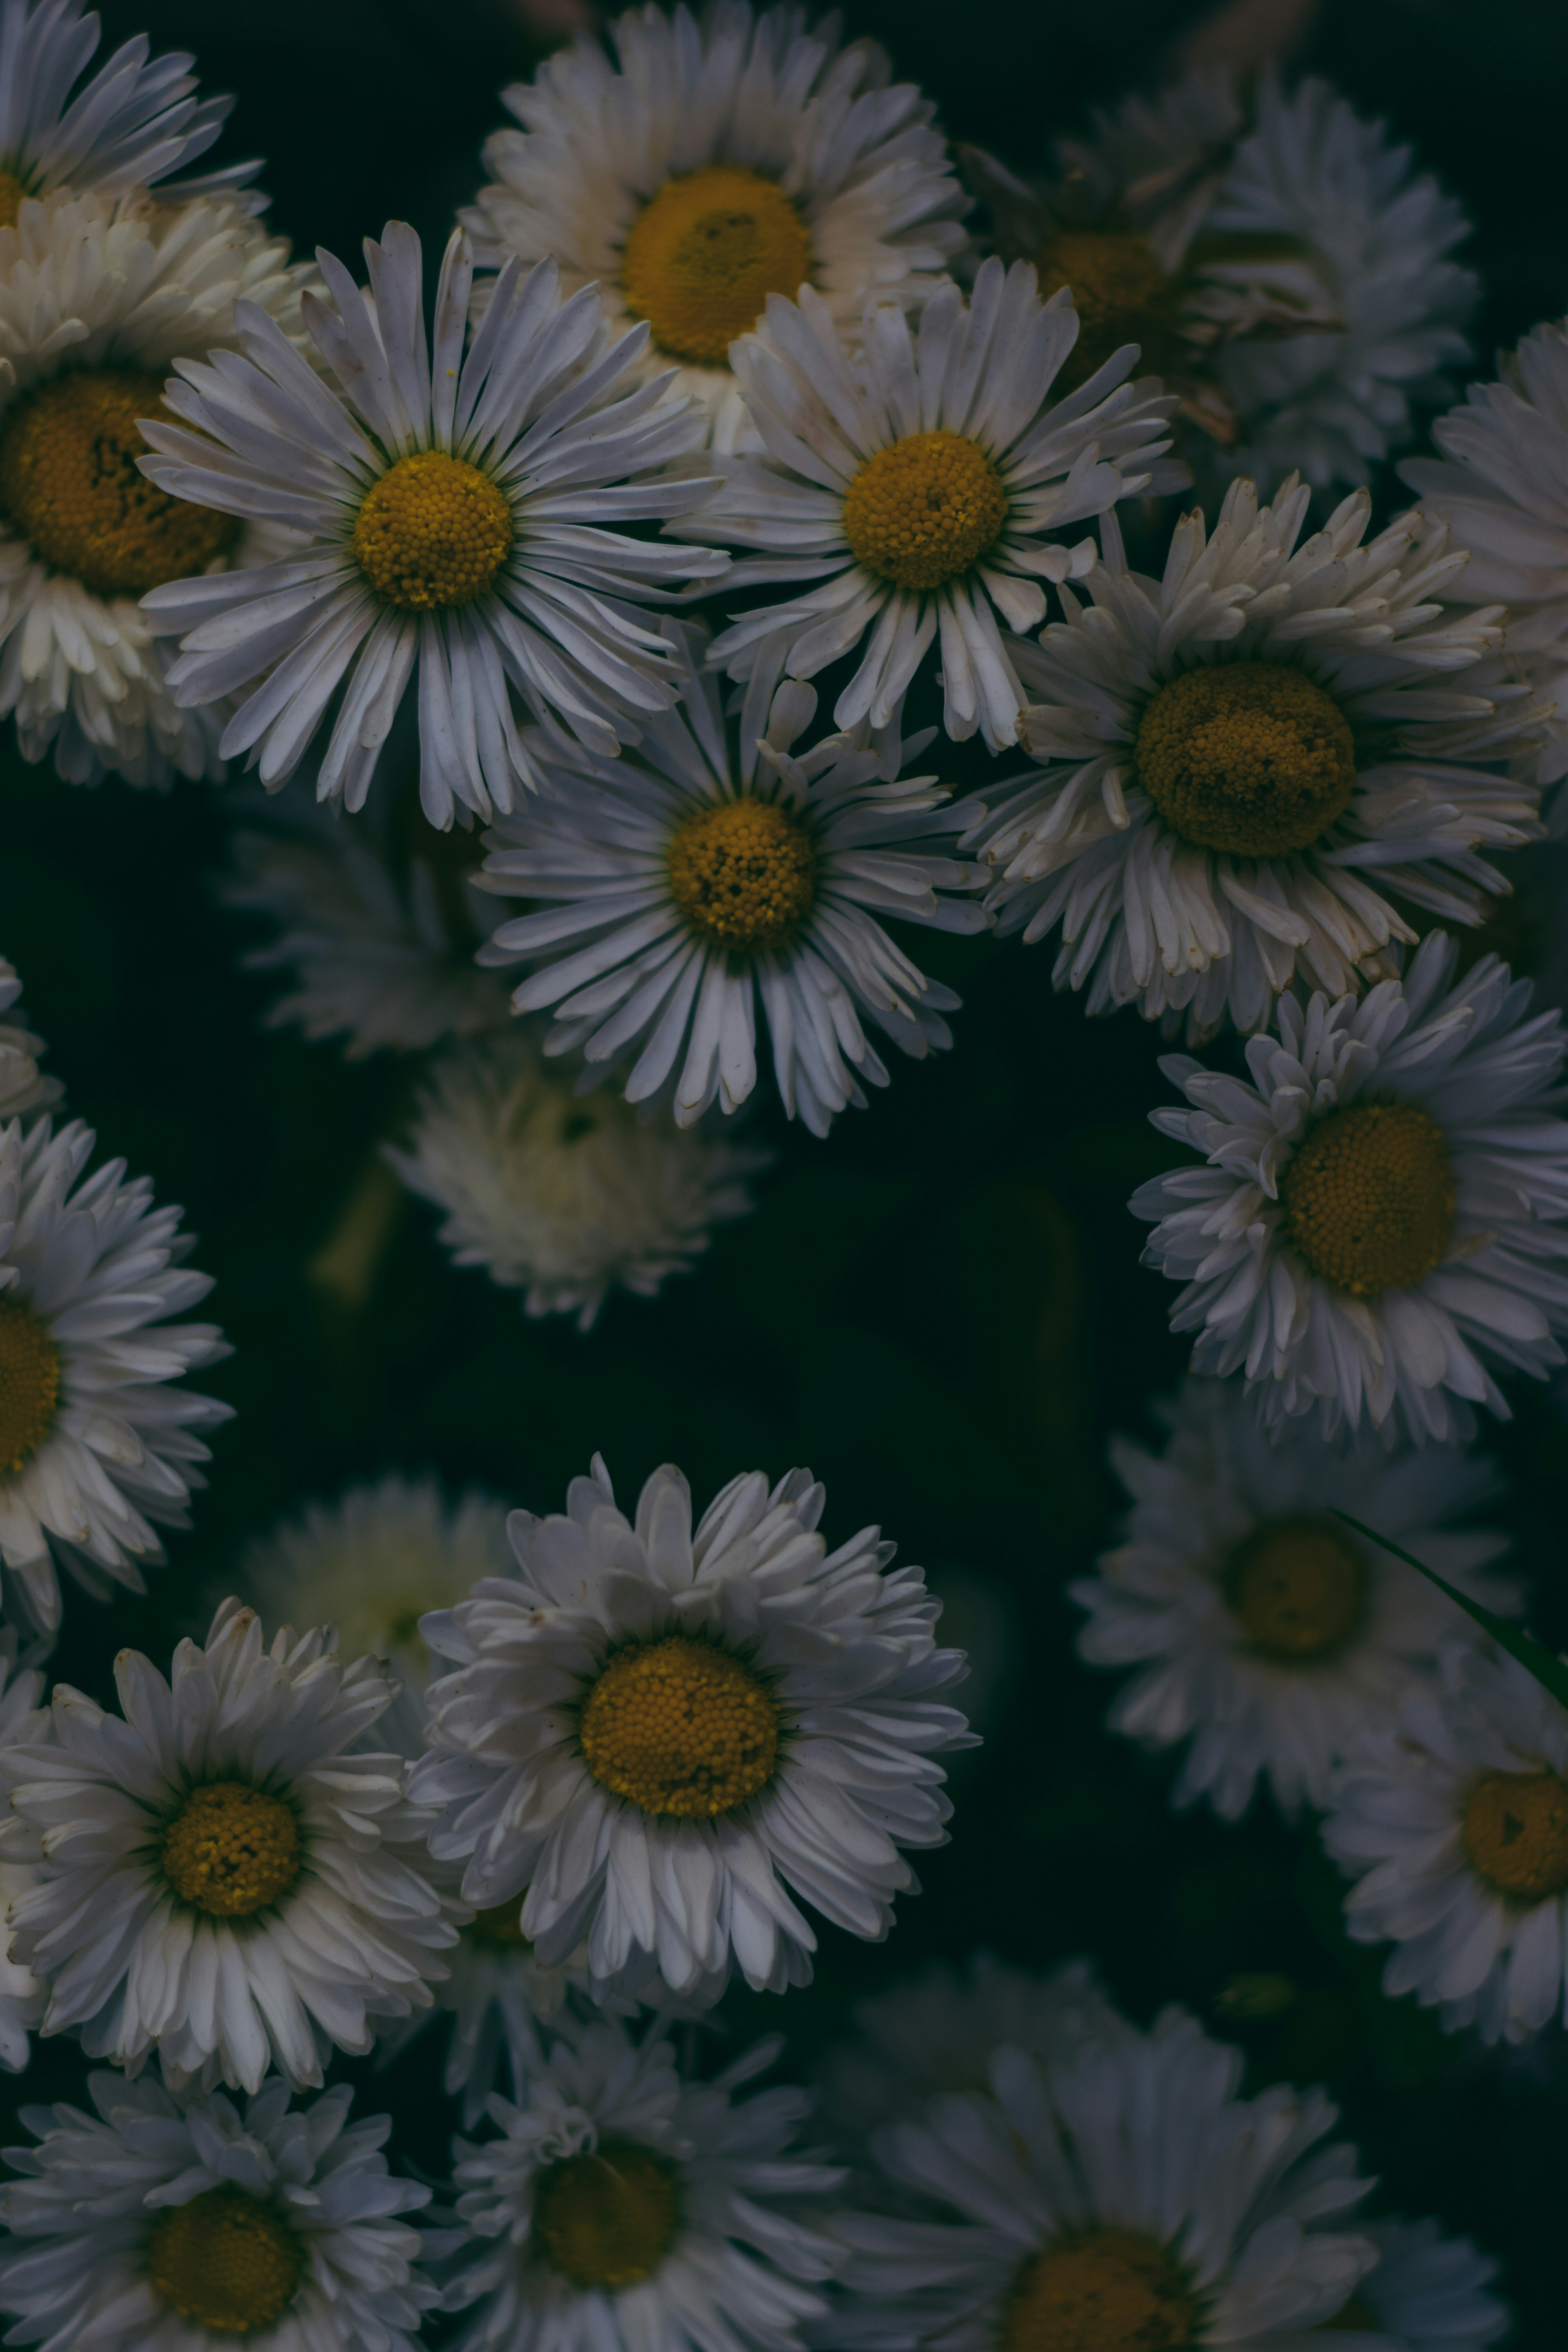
[
  {"left": 0, "top": 1112, "right": 231, "bottom": 1636},
  {"left": 433, "top": 2011, "right": 844, "bottom": 2352},
  {"left": 827, "top": 2005, "right": 1379, "bottom": 2352},
  {"left": 0, "top": 1624, "right": 49, "bottom": 2073},
  {"left": 674, "top": 257, "right": 1183, "bottom": 752},
  {"left": 959, "top": 477, "right": 1544, "bottom": 1043},
  {"left": 406, "top": 1452, "right": 975, "bottom": 2002},
  {"left": 0, "top": 1596, "right": 459, "bottom": 2091},
  {"left": 461, "top": 0, "right": 969, "bottom": 453},
  {"left": 0, "top": 2064, "right": 435, "bottom": 2352},
  {"left": 1323, "top": 1640, "right": 1568, "bottom": 2043},
  {"left": 139, "top": 221, "right": 728, "bottom": 830},
  {"left": 1131, "top": 931, "right": 1568, "bottom": 1444},
  {"left": 388, "top": 1028, "right": 768, "bottom": 1328},
  {"left": 1071, "top": 1374, "right": 1520, "bottom": 1821},
  {"left": 1337, "top": 2218, "right": 1508, "bottom": 2352},
  {"left": 0, "top": 953, "right": 59, "bottom": 1118},
  {"left": 477, "top": 628, "right": 987, "bottom": 1136}
]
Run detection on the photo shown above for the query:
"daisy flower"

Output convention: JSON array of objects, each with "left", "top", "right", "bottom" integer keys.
[
  {"left": 675, "top": 257, "right": 1183, "bottom": 752},
  {"left": 1338, "top": 2218, "right": 1508, "bottom": 2352},
  {"left": 1071, "top": 1375, "right": 1520, "bottom": 1820},
  {"left": 433, "top": 2012, "right": 844, "bottom": 2352},
  {"left": 828, "top": 2006, "right": 1380, "bottom": 2352},
  {"left": 0, "top": 1597, "right": 459, "bottom": 2092},
  {"left": 477, "top": 629, "right": 988, "bottom": 1136},
  {"left": 0, "top": 954, "right": 58, "bottom": 1119},
  {"left": 0, "top": 1112, "right": 230, "bottom": 1636},
  {"left": 462, "top": 0, "right": 969, "bottom": 452},
  {"left": 138, "top": 221, "right": 728, "bottom": 830},
  {"left": 0, "top": 1625, "right": 49, "bottom": 2073},
  {"left": 1323, "top": 1642, "right": 1568, "bottom": 2043},
  {"left": 0, "top": 187, "right": 316, "bottom": 788},
  {"left": 960, "top": 476, "right": 1544, "bottom": 1042},
  {"left": 0, "top": 2065, "right": 435, "bottom": 2352},
  {"left": 1131, "top": 931, "right": 1568, "bottom": 1443},
  {"left": 387, "top": 1028, "right": 767, "bottom": 1328},
  {"left": 407, "top": 1453, "right": 975, "bottom": 2002}
]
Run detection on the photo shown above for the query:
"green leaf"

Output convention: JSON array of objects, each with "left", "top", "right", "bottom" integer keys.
[{"left": 1332, "top": 1509, "right": 1568, "bottom": 1711}]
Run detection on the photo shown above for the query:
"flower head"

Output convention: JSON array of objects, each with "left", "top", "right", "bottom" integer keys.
[{"left": 0, "top": 955, "right": 58, "bottom": 1120}]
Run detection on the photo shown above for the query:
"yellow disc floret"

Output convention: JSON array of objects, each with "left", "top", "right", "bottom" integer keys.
[
  {"left": 842, "top": 428, "right": 1009, "bottom": 591},
  {"left": 0, "top": 172, "right": 27, "bottom": 230},
  {"left": 1037, "top": 231, "right": 1184, "bottom": 391},
  {"left": 0, "top": 1297, "right": 60, "bottom": 1477},
  {"left": 147, "top": 2187, "right": 303, "bottom": 2336},
  {"left": 1135, "top": 662, "right": 1358, "bottom": 857},
  {"left": 667, "top": 797, "right": 816, "bottom": 955},
  {"left": 1223, "top": 1517, "right": 1367, "bottom": 1661},
  {"left": 161, "top": 1781, "right": 301, "bottom": 1918},
  {"left": 534, "top": 2141, "right": 682, "bottom": 2288},
  {"left": 0, "top": 368, "right": 239, "bottom": 596},
  {"left": 621, "top": 166, "right": 812, "bottom": 367},
  {"left": 1463, "top": 1770, "right": 1568, "bottom": 1902},
  {"left": 1004, "top": 2229, "right": 1201, "bottom": 2352},
  {"left": 579, "top": 1634, "right": 779, "bottom": 1818},
  {"left": 352, "top": 450, "right": 513, "bottom": 611},
  {"left": 1281, "top": 1102, "right": 1455, "bottom": 1298}
]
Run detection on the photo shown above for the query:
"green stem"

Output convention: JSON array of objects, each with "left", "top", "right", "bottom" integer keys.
[{"left": 1331, "top": 1509, "right": 1568, "bottom": 1712}]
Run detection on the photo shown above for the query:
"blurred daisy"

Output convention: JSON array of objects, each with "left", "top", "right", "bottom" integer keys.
[
  {"left": 1324, "top": 1642, "right": 1568, "bottom": 2043},
  {"left": 388, "top": 1029, "right": 767, "bottom": 1329},
  {"left": 676, "top": 259, "right": 1182, "bottom": 751},
  {"left": 0, "top": 2065, "right": 435, "bottom": 2352},
  {"left": 0, "top": 1626, "right": 49, "bottom": 2073},
  {"left": 0, "top": 1113, "right": 230, "bottom": 1636},
  {"left": 0, "top": 954, "right": 58, "bottom": 1118},
  {"left": 1341, "top": 2218, "right": 1508, "bottom": 2352},
  {"left": 1132, "top": 932, "right": 1568, "bottom": 1443},
  {"left": 434, "top": 2012, "right": 843, "bottom": 2352},
  {"left": 478, "top": 632, "right": 987, "bottom": 1136},
  {"left": 1072, "top": 1376, "right": 1520, "bottom": 1820},
  {"left": 463, "top": 0, "right": 968, "bottom": 452},
  {"left": 829, "top": 2007, "right": 1379, "bottom": 2351},
  {"left": 0, "top": 187, "right": 315, "bottom": 787},
  {"left": 0, "top": 1597, "right": 458, "bottom": 2091},
  {"left": 140, "top": 222, "right": 726, "bottom": 829},
  {"left": 961, "top": 477, "right": 1543, "bottom": 1042},
  {"left": 407, "top": 1454, "right": 975, "bottom": 2002}
]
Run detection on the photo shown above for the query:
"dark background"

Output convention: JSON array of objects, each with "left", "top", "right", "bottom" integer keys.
[{"left": 5, "top": 0, "right": 1568, "bottom": 2339}]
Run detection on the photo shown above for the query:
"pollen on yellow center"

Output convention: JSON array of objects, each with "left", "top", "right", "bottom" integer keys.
[
  {"left": 534, "top": 2141, "right": 682, "bottom": 2288},
  {"left": 667, "top": 796, "right": 816, "bottom": 955},
  {"left": 161, "top": 1781, "right": 301, "bottom": 1918},
  {"left": 1281, "top": 1102, "right": 1455, "bottom": 1298},
  {"left": 1463, "top": 1770, "right": 1568, "bottom": 1903},
  {"left": 0, "top": 1296, "right": 60, "bottom": 1477},
  {"left": 147, "top": 2187, "right": 303, "bottom": 2336},
  {"left": 352, "top": 450, "right": 513, "bottom": 611},
  {"left": 579, "top": 1634, "right": 780, "bottom": 1819},
  {"left": 1004, "top": 2229, "right": 1201, "bottom": 2352},
  {"left": 1223, "top": 1517, "right": 1367, "bottom": 1661},
  {"left": 1037, "top": 231, "right": 1183, "bottom": 390},
  {"left": 842, "top": 428, "right": 1009, "bottom": 592},
  {"left": 621, "top": 165, "right": 812, "bottom": 367},
  {"left": 0, "top": 171, "right": 27, "bottom": 230},
  {"left": 0, "top": 368, "right": 240, "bottom": 597},
  {"left": 1134, "top": 661, "right": 1358, "bottom": 857}
]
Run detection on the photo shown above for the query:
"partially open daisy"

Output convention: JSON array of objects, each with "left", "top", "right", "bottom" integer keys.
[
  {"left": 962, "top": 477, "right": 1544, "bottom": 1042},
  {"left": 0, "top": 1598, "right": 458, "bottom": 2091},
  {"left": 138, "top": 221, "right": 727, "bottom": 829},
  {"left": 675, "top": 259, "right": 1182, "bottom": 751},
  {"left": 1338, "top": 2218, "right": 1509, "bottom": 2352},
  {"left": 1073, "top": 1375, "right": 1520, "bottom": 1820},
  {"left": 1132, "top": 933, "right": 1568, "bottom": 1443},
  {"left": 0, "top": 2066, "right": 436, "bottom": 2352},
  {"left": 0, "top": 955, "right": 58, "bottom": 1120},
  {"left": 461, "top": 0, "right": 968, "bottom": 453},
  {"left": 0, "top": 1627, "right": 49, "bottom": 2074},
  {"left": 407, "top": 1454, "right": 974, "bottom": 2002}
]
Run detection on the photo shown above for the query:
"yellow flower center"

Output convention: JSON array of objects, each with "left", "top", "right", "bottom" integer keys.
[
  {"left": 161, "top": 1782, "right": 301, "bottom": 1918},
  {"left": 667, "top": 797, "right": 816, "bottom": 955},
  {"left": 1223, "top": 1517, "right": 1367, "bottom": 1661},
  {"left": 0, "top": 172, "right": 27, "bottom": 229},
  {"left": 352, "top": 450, "right": 514, "bottom": 610},
  {"left": 842, "top": 428, "right": 1009, "bottom": 591},
  {"left": 0, "top": 367, "right": 240, "bottom": 597},
  {"left": 466, "top": 1899, "right": 533, "bottom": 1950},
  {"left": 146, "top": 2187, "right": 303, "bottom": 2336},
  {"left": 1281, "top": 1102, "right": 1455, "bottom": 1298},
  {"left": 1037, "top": 231, "right": 1184, "bottom": 390},
  {"left": 0, "top": 1297, "right": 60, "bottom": 1477},
  {"left": 1463, "top": 1770, "right": 1568, "bottom": 1902},
  {"left": 1004, "top": 2229, "right": 1201, "bottom": 2352},
  {"left": 534, "top": 2141, "right": 682, "bottom": 2288},
  {"left": 621, "top": 165, "right": 812, "bottom": 367},
  {"left": 1135, "top": 662, "right": 1358, "bottom": 857},
  {"left": 579, "top": 1634, "right": 779, "bottom": 1819}
]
